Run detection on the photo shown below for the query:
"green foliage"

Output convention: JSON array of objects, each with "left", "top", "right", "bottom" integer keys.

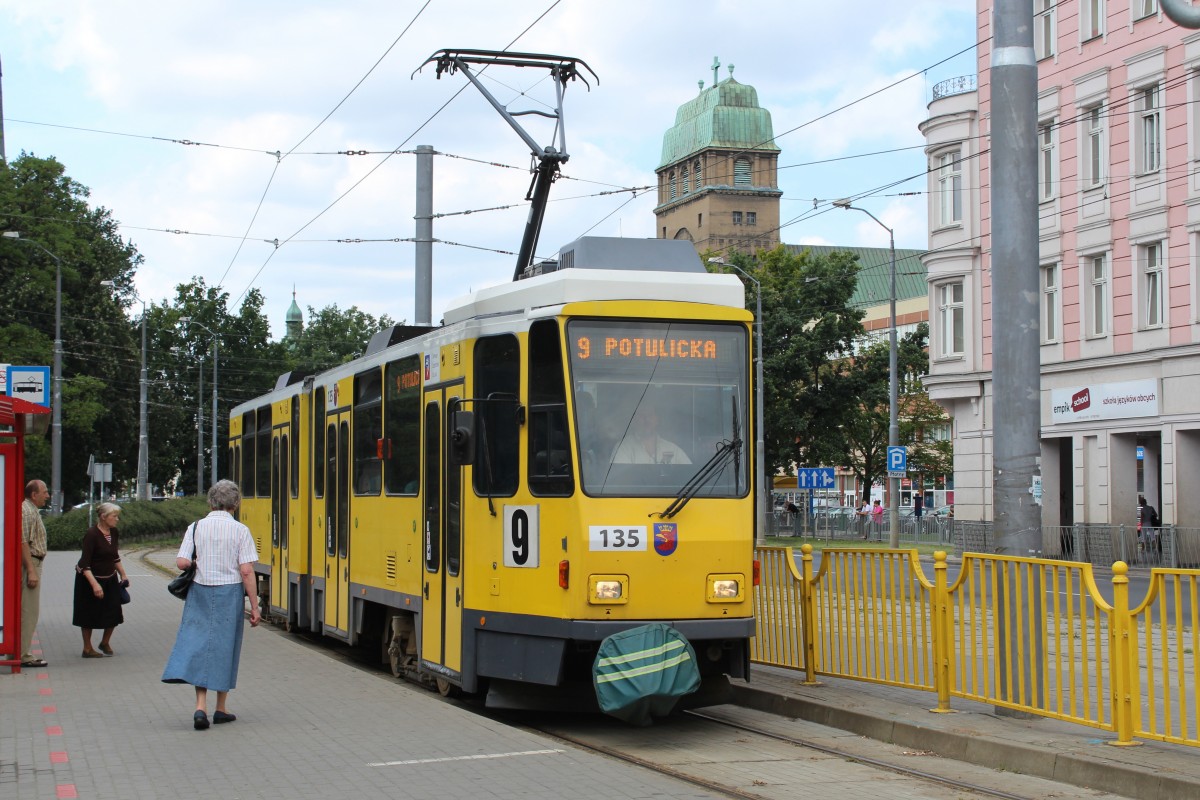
[
  {"left": 43, "top": 497, "right": 211, "bottom": 551},
  {"left": 285, "top": 303, "right": 397, "bottom": 372}
]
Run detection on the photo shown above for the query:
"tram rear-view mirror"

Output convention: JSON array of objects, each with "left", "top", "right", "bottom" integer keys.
[{"left": 448, "top": 409, "right": 475, "bottom": 466}]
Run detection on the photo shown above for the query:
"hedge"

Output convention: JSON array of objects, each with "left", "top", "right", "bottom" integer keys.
[{"left": 44, "top": 497, "right": 212, "bottom": 551}]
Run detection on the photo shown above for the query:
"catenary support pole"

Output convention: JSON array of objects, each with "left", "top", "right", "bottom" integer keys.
[
  {"left": 415, "top": 145, "right": 433, "bottom": 326},
  {"left": 992, "top": 0, "right": 1042, "bottom": 714}
]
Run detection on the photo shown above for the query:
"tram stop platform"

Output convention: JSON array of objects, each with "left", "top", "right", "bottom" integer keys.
[{"left": 3, "top": 550, "right": 1198, "bottom": 800}]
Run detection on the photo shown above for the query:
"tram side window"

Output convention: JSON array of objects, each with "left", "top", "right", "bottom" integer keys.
[
  {"left": 291, "top": 396, "right": 300, "bottom": 498},
  {"left": 240, "top": 412, "right": 255, "bottom": 496},
  {"left": 528, "top": 319, "right": 572, "bottom": 497},
  {"left": 384, "top": 356, "right": 421, "bottom": 495},
  {"left": 256, "top": 406, "right": 272, "bottom": 497},
  {"left": 314, "top": 387, "right": 326, "bottom": 498},
  {"left": 473, "top": 335, "right": 520, "bottom": 497},
  {"left": 353, "top": 368, "right": 383, "bottom": 495}
]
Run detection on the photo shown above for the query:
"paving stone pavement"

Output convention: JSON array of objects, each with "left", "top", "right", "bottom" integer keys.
[{"left": 1, "top": 551, "right": 723, "bottom": 800}]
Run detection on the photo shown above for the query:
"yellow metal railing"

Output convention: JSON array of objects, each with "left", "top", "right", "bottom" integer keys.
[{"left": 751, "top": 545, "right": 1200, "bottom": 747}]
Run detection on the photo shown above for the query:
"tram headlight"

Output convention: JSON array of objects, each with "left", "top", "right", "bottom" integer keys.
[
  {"left": 706, "top": 573, "right": 744, "bottom": 602},
  {"left": 588, "top": 575, "right": 629, "bottom": 605}
]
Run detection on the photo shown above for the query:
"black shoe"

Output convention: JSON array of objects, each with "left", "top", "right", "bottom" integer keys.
[
  {"left": 193, "top": 710, "right": 209, "bottom": 730},
  {"left": 213, "top": 711, "right": 236, "bottom": 724}
]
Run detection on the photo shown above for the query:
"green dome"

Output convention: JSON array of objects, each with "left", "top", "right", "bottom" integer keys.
[
  {"left": 286, "top": 294, "right": 302, "bottom": 323},
  {"left": 658, "top": 78, "right": 779, "bottom": 169}
]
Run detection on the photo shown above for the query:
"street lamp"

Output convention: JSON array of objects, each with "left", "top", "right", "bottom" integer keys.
[
  {"left": 101, "top": 281, "right": 149, "bottom": 500},
  {"left": 833, "top": 199, "right": 901, "bottom": 548},
  {"left": 180, "top": 318, "right": 219, "bottom": 491},
  {"left": 709, "top": 257, "right": 767, "bottom": 543},
  {"left": 3, "top": 231, "right": 64, "bottom": 514}
]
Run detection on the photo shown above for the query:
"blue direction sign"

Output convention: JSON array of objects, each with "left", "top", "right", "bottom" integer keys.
[
  {"left": 6, "top": 365, "right": 50, "bottom": 408},
  {"left": 796, "top": 466, "right": 835, "bottom": 490},
  {"left": 887, "top": 445, "right": 907, "bottom": 476}
]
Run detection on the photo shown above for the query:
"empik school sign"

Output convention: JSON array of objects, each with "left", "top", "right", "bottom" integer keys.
[{"left": 1050, "top": 379, "right": 1158, "bottom": 424}]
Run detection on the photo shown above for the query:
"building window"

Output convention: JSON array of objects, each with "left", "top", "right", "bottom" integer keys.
[
  {"left": 1084, "top": 105, "right": 1104, "bottom": 188},
  {"left": 698, "top": 213, "right": 702, "bottom": 228},
  {"left": 1042, "top": 264, "right": 1059, "bottom": 343},
  {"left": 1143, "top": 242, "right": 1164, "bottom": 328},
  {"left": 1039, "top": 121, "right": 1056, "bottom": 200},
  {"left": 669, "top": 170, "right": 677, "bottom": 200},
  {"left": 682, "top": 166, "right": 690, "bottom": 194},
  {"left": 732, "top": 211, "right": 743, "bottom": 225},
  {"left": 1036, "top": 0, "right": 1056, "bottom": 60},
  {"left": 937, "top": 282, "right": 964, "bottom": 357},
  {"left": 937, "top": 150, "right": 963, "bottom": 226},
  {"left": 1089, "top": 254, "right": 1109, "bottom": 337},
  {"left": 1135, "top": 0, "right": 1158, "bottom": 21},
  {"left": 1083, "top": 0, "right": 1105, "bottom": 40},
  {"left": 1138, "top": 85, "right": 1161, "bottom": 174},
  {"left": 734, "top": 158, "right": 752, "bottom": 186},
  {"left": 694, "top": 159, "right": 702, "bottom": 188},
  {"left": 746, "top": 211, "right": 757, "bottom": 226}
]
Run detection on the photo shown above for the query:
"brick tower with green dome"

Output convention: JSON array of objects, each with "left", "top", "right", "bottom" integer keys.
[
  {"left": 654, "top": 58, "right": 782, "bottom": 255},
  {"left": 284, "top": 289, "right": 303, "bottom": 341}
]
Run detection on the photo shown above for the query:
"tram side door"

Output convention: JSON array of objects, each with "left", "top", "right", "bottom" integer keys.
[
  {"left": 323, "top": 412, "right": 352, "bottom": 637},
  {"left": 270, "top": 429, "right": 290, "bottom": 615},
  {"left": 420, "top": 389, "right": 464, "bottom": 684}
]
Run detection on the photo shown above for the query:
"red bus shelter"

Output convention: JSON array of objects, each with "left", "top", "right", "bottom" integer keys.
[{"left": 1, "top": 395, "right": 51, "bottom": 673}]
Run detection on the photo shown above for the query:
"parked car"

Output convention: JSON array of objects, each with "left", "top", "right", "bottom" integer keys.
[{"left": 931, "top": 505, "right": 954, "bottom": 518}]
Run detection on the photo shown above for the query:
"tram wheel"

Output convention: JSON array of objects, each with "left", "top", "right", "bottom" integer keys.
[{"left": 436, "top": 677, "right": 460, "bottom": 697}]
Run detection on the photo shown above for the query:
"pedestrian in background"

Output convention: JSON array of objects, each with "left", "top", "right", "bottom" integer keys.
[
  {"left": 162, "top": 479, "right": 261, "bottom": 731},
  {"left": 20, "top": 479, "right": 50, "bottom": 668},
  {"left": 73, "top": 502, "right": 129, "bottom": 658},
  {"left": 913, "top": 493, "right": 924, "bottom": 519}
]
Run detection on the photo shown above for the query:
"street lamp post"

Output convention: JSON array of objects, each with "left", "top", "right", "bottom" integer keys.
[
  {"left": 180, "top": 318, "right": 219, "bottom": 491},
  {"left": 101, "top": 281, "right": 149, "bottom": 500},
  {"left": 709, "top": 258, "right": 767, "bottom": 542},
  {"left": 833, "top": 200, "right": 901, "bottom": 548},
  {"left": 3, "top": 231, "right": 64, "bottom": 514}
]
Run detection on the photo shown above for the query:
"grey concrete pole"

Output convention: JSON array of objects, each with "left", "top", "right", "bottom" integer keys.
[
  {"left": 992, "top": 0, "right": 1042, "bottom": 715},
  {"left": 52, "top": 248, "right": 62, "bottom": 514},
  {"left": 210, "top": 338, "right": 218, "bottom": 488},
  {"left": 415, "top": 145, "right": 433, "bottom": 326},
  {"left": 137, "top": 302, "right": 149, "bottom": 500},
  {"left": 1161, "top": 0, "right": 1200, "bottom": 28},
  {"left": 197, "top": 354, "right": 204, "bottom": 496},
  {"left": 991, "top": 0, "right": 1041, "bottom": 558}
]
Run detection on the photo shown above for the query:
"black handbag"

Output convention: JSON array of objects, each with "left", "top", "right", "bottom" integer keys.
[
  {"left": 167, "top": 523, "right": 199, "bottom": 600},
  {"left": 119, "top": 579, "right": 131, "bottom": 604}
]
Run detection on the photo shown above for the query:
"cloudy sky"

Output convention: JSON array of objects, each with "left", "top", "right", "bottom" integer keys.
[{"left": 1, "top": 0, "right": 977, "bottom": 338}]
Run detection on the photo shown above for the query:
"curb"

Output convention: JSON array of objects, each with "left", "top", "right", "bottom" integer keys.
[{"left": 728, "top": 682, "right": 1198, "bottom": 800}]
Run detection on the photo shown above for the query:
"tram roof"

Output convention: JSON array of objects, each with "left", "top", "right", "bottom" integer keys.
[{"left": 443, "top": 237, "right": 745, "bottom": 325}]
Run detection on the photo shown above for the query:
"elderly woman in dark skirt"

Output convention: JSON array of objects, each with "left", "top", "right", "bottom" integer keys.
[
  {"left": 162, "top": 480, "right": 261, "bottom": 730},
  {"left": 74, "top": 502, "right": 130, "bottom": 657}
]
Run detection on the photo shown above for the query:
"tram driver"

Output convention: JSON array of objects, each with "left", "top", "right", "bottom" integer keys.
[{"left": 610, "top": 404, "right": 691, "bottom": 465}]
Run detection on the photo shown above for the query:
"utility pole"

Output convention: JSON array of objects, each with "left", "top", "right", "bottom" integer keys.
[
  {"left": 415, "top": 145, "right": 433, "bottom": 326},
  {"left": 991, "top": 0, "right": 1041, "bottom": 715}
]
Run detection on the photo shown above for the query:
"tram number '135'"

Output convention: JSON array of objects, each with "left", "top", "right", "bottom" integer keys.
[
  {"left": 589, "top": 526, "right": 648, "bottom": 551},
  {"left": 503, "top": 505, "right": 541, "bottom": 568}
]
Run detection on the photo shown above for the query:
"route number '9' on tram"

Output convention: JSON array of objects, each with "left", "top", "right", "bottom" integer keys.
[{"left": 228, "top": 236, "right": 758, "bottom": 719}]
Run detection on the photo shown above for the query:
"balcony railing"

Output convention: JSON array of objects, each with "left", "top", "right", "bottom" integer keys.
[{"left": 932, "top": 75, "right": 977, "bottom": 101}]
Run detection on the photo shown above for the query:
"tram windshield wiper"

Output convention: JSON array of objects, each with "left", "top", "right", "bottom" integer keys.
[{"left": 655, "top": 435, "right": 741, "bottom": 520}]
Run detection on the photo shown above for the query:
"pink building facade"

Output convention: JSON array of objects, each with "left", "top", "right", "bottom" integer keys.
[{"left": 921, "top": 1, "right": 1200, "bottom": 532}]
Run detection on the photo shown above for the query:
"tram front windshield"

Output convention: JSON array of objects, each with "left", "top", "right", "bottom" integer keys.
[{"left": 567, "top": 320, "right": 749, "bottom": 497}]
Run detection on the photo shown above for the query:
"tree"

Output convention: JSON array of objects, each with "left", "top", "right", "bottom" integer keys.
[
  {"left": 0, "top": 153, "right": 142, "bottom": 504},
  {"left": 706, "top": 245, "right": 866, "bottom": 480},
  {"left": 284, "top": 303, "right": 396, "bottom": 374}
]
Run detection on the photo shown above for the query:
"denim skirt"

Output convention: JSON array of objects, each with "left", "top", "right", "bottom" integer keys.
[{"left": 161, "top": 583, "right": 247, "bottom": 692}]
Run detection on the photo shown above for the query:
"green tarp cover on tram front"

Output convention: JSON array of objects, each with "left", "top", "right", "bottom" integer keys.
[{"left": 592, "top": 623, "right": 700, "bottom": 725}]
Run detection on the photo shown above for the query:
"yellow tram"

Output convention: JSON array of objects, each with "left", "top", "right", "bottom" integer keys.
[{"left": 228, "top": 236, "right": 757, "bottom": 713}]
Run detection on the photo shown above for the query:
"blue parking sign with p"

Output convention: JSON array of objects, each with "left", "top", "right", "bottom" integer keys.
[{"left": 887, "top": 445, "right": 907, "bottom": 473}]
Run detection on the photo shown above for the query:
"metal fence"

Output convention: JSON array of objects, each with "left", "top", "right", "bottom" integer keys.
[
  {"left": 752, "top": 545, "right": 1200, "bottom": 747},
  {"left": 765, "top": 515, "right": 1200, "bottom": 571}
]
